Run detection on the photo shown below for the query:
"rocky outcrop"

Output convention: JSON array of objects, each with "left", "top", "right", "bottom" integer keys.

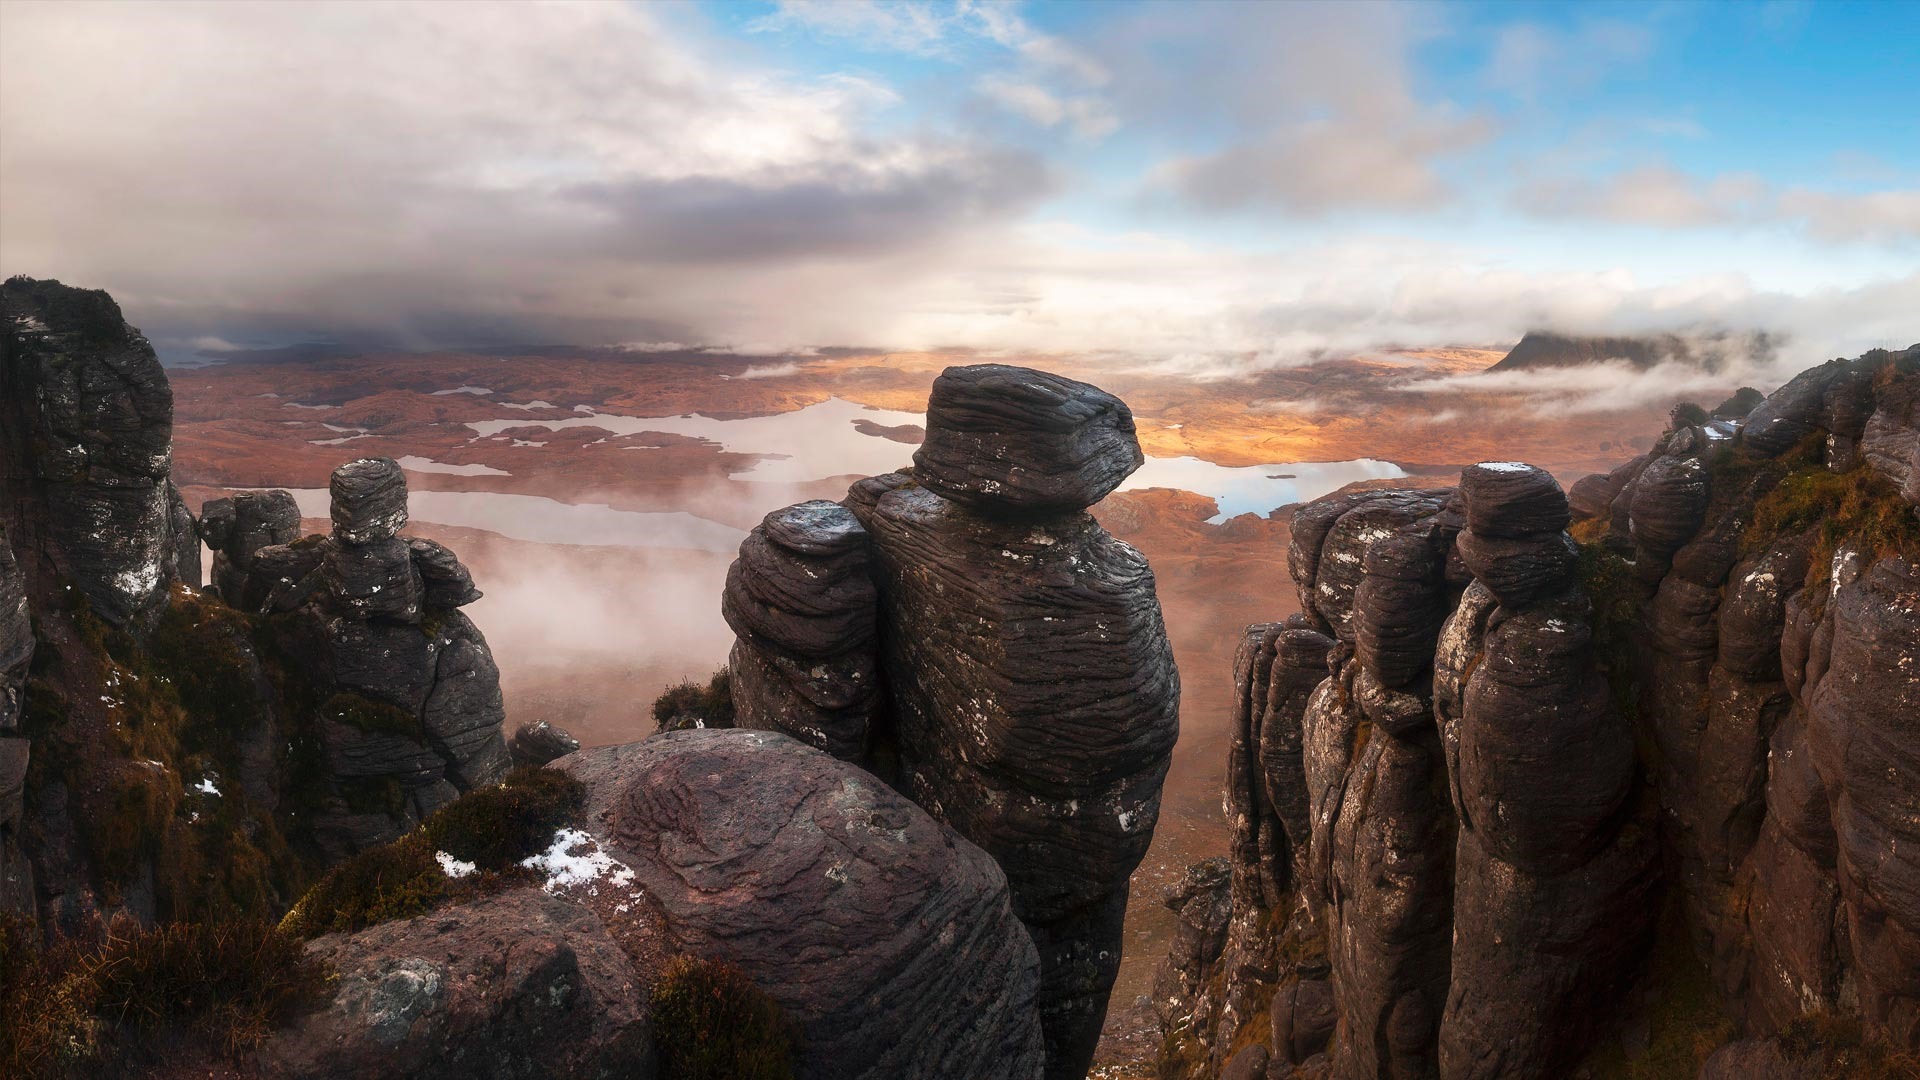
[
  {"left": 1, "top": 276, "right": 182, "bottom": 626},
  {"left": 1157, "top": 343, "right": 1920, "bottom": 1079},
  {"left": 203, "top": 490, "right": 302, "bottom": 609},
  {"left": 264, "top": 729, "right": 1050, "bottom": 1080},
  {"left": 725, "top": 364, "right": 1178, "bottom": 1080},
  {"left": 562, "top": 730, "right": 1047, "bottom": 1080},
  {"left": 0, "top": 279, "right": 514, "bottom": 938}
]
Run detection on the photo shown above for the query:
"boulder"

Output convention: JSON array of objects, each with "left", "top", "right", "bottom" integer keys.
[
  {"left": 508, "top": 720, "right": 580, "bottom": 768},
  {"left": 912, "top": 364, "right": 1144, "bottom": 516},
  {"left": 557, "top": 730, "right": 1048, "bottom": 1080}
]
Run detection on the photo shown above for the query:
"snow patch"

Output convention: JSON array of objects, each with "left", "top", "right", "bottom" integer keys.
[{"left": 435, "top": 851, "right": 478, "bottom": 879}]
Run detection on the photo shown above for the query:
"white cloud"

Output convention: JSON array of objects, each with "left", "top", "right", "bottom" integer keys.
[
  {"left": 0, "top": 0, "right": 1051, "bottom": 347},
  {"left": 736, "top": 361, "right": 804, "bottom": 379},
  {"left": 1516, "top": 164, "right": 1920, "bottom": 245},
  {"left": 976, "top": 77, "right": 1117, "bottom": 140},
  {"left": 749, "top": 0, "right": 958, "bottom": 56},
  {"left": 1483, "top": 18, "right": 1654, "bottom": 101}
]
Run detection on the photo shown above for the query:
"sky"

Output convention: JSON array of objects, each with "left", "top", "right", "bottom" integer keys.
[{"left": 1, "top": 0, "right": 1915, "bottom": 373}]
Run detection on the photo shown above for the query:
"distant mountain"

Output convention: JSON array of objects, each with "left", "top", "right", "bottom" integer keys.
[{"left": 1488, "top": 329, "right": 1777, "bottom": 373}]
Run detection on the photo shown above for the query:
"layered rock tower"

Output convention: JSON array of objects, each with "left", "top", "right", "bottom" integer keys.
[{"left": 725, "top": 363, "right": 1181, "bottom": 1079}]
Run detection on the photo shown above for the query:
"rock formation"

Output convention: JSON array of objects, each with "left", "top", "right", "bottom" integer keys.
[
  {"left": 1155, "top": 344, "right": 1920, "bottom": 1078},
  {"left": 722, "top": 500, "right": 881, "bottom": 762},
  {"left": 1, "top": 276, "right": 186, "bottom": 626},
  {"left": 265, "top": 729, "right": 1048, "bottom": 1080},
  {"left": 724, "top": 363, "right": 1180, "bottom": 1080},
  {"left": 0, "top": 279, "right": 510, "bottom": 934}
]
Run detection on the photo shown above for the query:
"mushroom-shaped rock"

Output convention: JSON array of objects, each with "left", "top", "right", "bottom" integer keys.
[
  {"left": 557, "top": 730, "right": 1047, "bottom": 1080},
  {"left": 912, "top": 364, "right": 1144, "bottom": 516},
  {"left": 1458, "top": 463, "right": 1571, "bottom": 538},
  {"left": 330, "top": 457, "right": 410, "bottom": 544}
]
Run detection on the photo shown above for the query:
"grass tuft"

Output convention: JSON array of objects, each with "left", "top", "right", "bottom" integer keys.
[
  {"left": 652, "top": 669, "right": 735, "bottom": 734},
  {"left": 650, "top": 955, "right": 797, "bottom": 1080}
]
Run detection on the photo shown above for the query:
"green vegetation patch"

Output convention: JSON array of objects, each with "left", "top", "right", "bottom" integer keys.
[
  {"left": 651, "top": 954, "right": 797, "bottom": 1080},
  {"left": 652, "top": 668, "right": 735, "bottom": 734},
  {"left": 281, "top": 766, "right": 585, "bottom": 939},
  {"left": 1746, "top": 462, "right": 1920, "bottom": 589},
  {"left": 0, "top": 912, "right": 327, "bottom": 1078}
]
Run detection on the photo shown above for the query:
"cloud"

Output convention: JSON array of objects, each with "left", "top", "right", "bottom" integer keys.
[
  {"left": 1112, "top": 3, "right": 1495, "bottom": 215},
  {"left": 735, "top": 362, "right": 804, "bottom": 379},
  {"left": 1159, "top": 109, "right": 1495, "bottom": 214},
  {"left": 1515, "top": 164, "right": 1920, "bottom": 245},
  {"left": 976, "top": 77, "right": 1117, "bottom": 140},
  {"left": 749, "top": 0, "right": 958, "bottom": 56},
  {"left": 1482, "top": 18, "right": 1654, "bottom": 101},
  {"left": 0, "top": 1, "right": 1051, "bottom": 347}
]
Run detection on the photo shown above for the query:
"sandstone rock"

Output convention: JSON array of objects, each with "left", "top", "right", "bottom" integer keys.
[
  {"left": 1630, "top": 453, "right": 1710, "bottom": 562},
  {"left": 330, "top": 458, "right": 410, "bottom": 544},
  {"left": 508, "top": 719, "right": 580, "bottom": 768},
  {"left": 1221, "top": 1044, "right": 1269, "bottom": 1080},
  {"left": 724, "top": 501, "right": 880, "bottom": 762},
  {"left": 209, "top": 489, "right": 302, "bottom": 606},
  {"left": 1269, "top": 977, "right": 1336, "bottom": 1067},
  {"left": 558, "top": 730, "right": 1048, "bottom": 1080},
  {"left": 1806, "top": 556, "right": 1920, "bottom": 1039},
  {"left": 250, "top": 537, "right": 328, "bottom": 613},
  {"left": 325, "top": 536, "right": 424, "bottom": 623},
  {"left": 1860, "top": 350, "right": 1920, "bottom": 504},
  {"left": 912, "top": 364, "right": 1144, "bottom": 516},
  {"left": 165, "top": 481, "right": 200, "bottom": 589},
  {"left": 409, "top": 538, "right": 481, "bottom": 609},
  {"left": 421, "top": 611, "right": 511, "bottom": 787},
  {"left": 861, "top": 484, "right": 1176, "bottom": 1078},
  {"left": 1458, "top": 462, "right": 1570, "bottom": 538},
  {"left": 2, "top": 277, "right": 178, "bottom": 624},
  {"left": 1454, "top": 530, "right": 1578, "bottom": 611},
  {"left": 258, "top": 887, "right": 652, "bottom": 1080},
  {"left": 1743, "top": 360, "right": 1852, "bottom": 457}
]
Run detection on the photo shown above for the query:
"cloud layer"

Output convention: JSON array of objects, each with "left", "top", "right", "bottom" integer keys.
[{"left": 1, "top": 0, "right": 1912, "bottom": 373}]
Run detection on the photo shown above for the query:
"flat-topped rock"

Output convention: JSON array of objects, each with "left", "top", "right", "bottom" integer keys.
[
  {"left": 1458, "top": 462, "right": 1571, "bottom": 538},
  {"left": 913, "top": 364, "right": 1144, "bottom": 516}
]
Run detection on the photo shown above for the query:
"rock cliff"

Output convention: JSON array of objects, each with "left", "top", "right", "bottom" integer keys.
[{"left": 1156, "top": 344, "right": 1920, "bottom": 1078}]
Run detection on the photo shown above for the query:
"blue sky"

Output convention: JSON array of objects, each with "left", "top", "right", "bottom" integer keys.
[{"left": 1, "top": 0, "right": 1914, "bottom": 369}]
